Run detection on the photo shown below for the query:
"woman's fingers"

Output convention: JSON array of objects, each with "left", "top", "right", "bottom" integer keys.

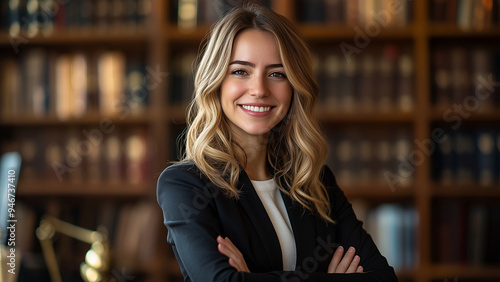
[
  {"left": 328, "top": 246, "right": 363, "bottom": 274},
  {"left": 217, "top": 236, "right": 250, "bottom": 273},
  {"left": 346, "top": 255, "right": 360, "bottom": 273},
  {"left": 327, "top": 246, "right": 344, "bottom": 273}
]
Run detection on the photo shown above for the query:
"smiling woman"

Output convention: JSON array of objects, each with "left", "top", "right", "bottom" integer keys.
[{"left": 156, "top": 3, "right": 398, "bottom": 282}]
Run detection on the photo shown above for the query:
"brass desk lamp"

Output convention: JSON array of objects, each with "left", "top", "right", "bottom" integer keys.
[{"left": 36, "top": 216, "right": 111, "bottom": 282}]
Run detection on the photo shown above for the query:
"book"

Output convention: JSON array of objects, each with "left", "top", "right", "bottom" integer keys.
[
  {"left": 470, "top": 48, "right": 495, "bottom": 112},
  {"left": 23, "top": 49, "right": 48, "bottom": 116},
  {"left": 178, "top": 0, "right": 198, "bottom": 30},
  {"left": 454, "top": 130, "right": 475, "bottom": 185},
  {"left": 97, "top": 51, "right": 126, "bottom": 117},
  {"left": 0, "top": 58, "right": 22, "bottom": 117},
  {"left": 467, "top": 204, "right": 488, "bottom": 264},
  {"left": 55, "top": 54, "right": 73, "bottom": 120},
  {"left": 397, "top": 52, "right": 414, "bottom": 112},
  {"left": 449, "top": 48, "right": 470, "bottom": 106},
  {"left": 124, "top": 127, "right": 149, "bottom": 184},
  {"left": 433, "top": 48, "right": 452, "bottom": 109},
  {"left": 475, "top": 130, "right": 497, "bottom": 186}
]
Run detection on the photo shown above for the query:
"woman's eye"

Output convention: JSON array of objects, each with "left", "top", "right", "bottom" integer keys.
[
  {"left": 232, "top": 69, "right": 247, "bottom": 76},
  {"left": 270, "top": 72, "right": 286, "bottom": 78}
]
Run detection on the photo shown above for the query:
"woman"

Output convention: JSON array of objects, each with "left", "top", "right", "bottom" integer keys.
[{"left": 157, "top": 3, "right": 397, "bottom": 281}]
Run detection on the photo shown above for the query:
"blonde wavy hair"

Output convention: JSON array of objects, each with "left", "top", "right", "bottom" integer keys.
[{"left": 181, "top": 4, "right": 331, "bottom": 222}]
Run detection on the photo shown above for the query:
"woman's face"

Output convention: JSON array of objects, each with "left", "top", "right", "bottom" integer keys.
[{"left": 220, "top": 29, "right": 292, "bottom": 139}]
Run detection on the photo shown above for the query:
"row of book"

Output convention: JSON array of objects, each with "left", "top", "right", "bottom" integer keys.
[
  {"left": 1, "top": 49, "right": 149, "bottom": 120},
  {"left": 2, "top": 126, "right": 150, "bottom": 184},
  {"left": 431, "top": 0, "right": 500, "bottom": 30},
  {"left": 1, "top": 0, "right": 152, "bottom": 38},
  {"left": 172, "top": 0, "right": 271, "bottom": 29},
  {"left": 352, "top": 202, "right": 418, "bottom": 270},
  {"left": 12, "top": 199, "right": 160, "bottom": 280},
  {"left": 432, "top": 47, "right": 500, "bottom": 110},
  {"left": 326, "top": 127, "right": 413, "bottom": 188},
  {"left": 314, "top": 44, "right": 414, "bottom": 113},
  {"left": 297, "top": 0, "right": 412, "bottom": 26},
  {"left": 433, "top": 128, "right": 500, "bottom": 186},
  {"left": 433, "top": 200, "right": 500, "bottom": 264},
  {"left": 169, "top": 44, "right": 415, "bottom": 113}
]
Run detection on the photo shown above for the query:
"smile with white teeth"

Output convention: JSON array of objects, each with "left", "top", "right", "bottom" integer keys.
[{"left": 241, "top": 105, "right": 271, "bottom": 112}]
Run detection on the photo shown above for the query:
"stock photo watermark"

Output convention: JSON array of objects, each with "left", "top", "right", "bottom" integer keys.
[
  {"left": 384, "top": 74, "right": 500, "bottom": 192},
  {"left": 9, "top": 0, "right": 71, "bottom": 53},
  {"left": 283, "top": 235, "right": 339, "bottom": 281},
  {"left": 339, "top": 0, "right": 412, "bottom": 63},
  {"left": 50, "top": 64, "right": 168, "bottom": 182},
  {"left": 4, "top": 169, "right": 17, "bottom": 275}
]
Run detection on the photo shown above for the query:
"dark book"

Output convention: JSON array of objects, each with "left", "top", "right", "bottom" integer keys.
[
  {"left": 470, "top": 48, "right": 495, "bottom": 112},
  {"left": 64, "top": 128, "right": 85, "bottom": 184},
  {"left": 8, "top": 0, "right": 24, "bottom": 37},
  {"left": 467, "top": 204, "right": 488, "bottom": 264},
  {"left": 337, "top": 55, "right": 357, "bottom": 112},
  {"left": 457, "top": 0, "right": 474, "bottom": 29},
  {"left": 358, "top": 54, "right": 376, "bottom": 112},
  {"left": 297, "top": 0, "right": 325, "bottom": 23},
  {"left": 125, "top": 58, "right": 148, "bottom": 115},
  {"left": 433, "top": 48, "right": 452, "bottom": 109},
  {"left": 433, "top": 130, "right": 454, "bottom": 185},
  {"left": 137, "top": 0, "right": 151, "bottom": 26},
  {"left": 453, "top": 130, "right": 474, "bottom": 185},
  {"left": 474, "top": 129, "right": 497, "bottom": 186},
  {"left": 23, "top": 49, "right": 49, "bottom": 116},
  {"left": 449, "top": 48, "right": 470, "bottom": 105},
  {"left": 104, "top": 130, "right": 123, "bottom": 184},
  {"left": 397, "top": 52, "right": 414, "bottom": 112},
  {"left": 0, "top": 58, "right": 22, "bottom": 116},
  {"left": 323, "top": 53, "right": 341, "bottom": 110},
  {"left": 485, "top": 205, "right": 500, "bottom": 263},
  {"left": 325, "top": 0, "right": 344, "bottom": 24},
  {"left": 377, "top": 45, "right": 398, "bottom": 112},
  {"left": 431, "top": 0, "right": 449, "bottom": 22},
  {"left": 124, "top": 127, "right": 149, "bottom": 185}
]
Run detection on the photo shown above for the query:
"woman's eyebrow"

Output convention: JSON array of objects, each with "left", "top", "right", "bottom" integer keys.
[{"left": 229, "top": 60, "right": 283, "bottom": 69}]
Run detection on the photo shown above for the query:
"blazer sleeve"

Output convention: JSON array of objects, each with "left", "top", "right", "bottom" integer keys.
[
  {"left": 321, "top": 165, "right": 398, "bottom": 281},
  {"left": 157, "top": 163, "right": 398, "bottom": 281}
]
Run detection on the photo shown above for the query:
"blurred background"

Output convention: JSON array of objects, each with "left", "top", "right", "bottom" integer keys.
[{"left": 0, "top": 0, "right": 499, "bottom": 281}]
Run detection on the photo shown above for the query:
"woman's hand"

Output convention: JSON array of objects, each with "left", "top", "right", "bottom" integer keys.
[
  {"left": 217, "top": 236, "right": 250, "bottom": 273},
  {"left": 328, "top": 246, "right": 364, "bottom": 273}
]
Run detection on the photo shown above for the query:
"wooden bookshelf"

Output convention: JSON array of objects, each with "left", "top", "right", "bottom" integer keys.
[{"left": 1, "top": 0, "right": 500, "bottom": 281}]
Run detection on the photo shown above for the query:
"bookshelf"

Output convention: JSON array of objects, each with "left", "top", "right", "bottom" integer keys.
[{"left": 1, "top": 0, "right": 499, "bottom": 281}]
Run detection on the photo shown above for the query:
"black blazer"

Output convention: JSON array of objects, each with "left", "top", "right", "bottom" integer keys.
[{"left": 157, "top": 161, "right": 398, "bottom": 281}]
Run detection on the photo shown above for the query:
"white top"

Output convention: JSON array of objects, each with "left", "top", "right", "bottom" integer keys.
[{"left": 251, "top": 179, "right": 297, "bottom": 271}]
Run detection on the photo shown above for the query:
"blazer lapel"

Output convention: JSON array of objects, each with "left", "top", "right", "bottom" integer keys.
[{"left": 236, "top": 169, "right": 283, "bottom": 270}]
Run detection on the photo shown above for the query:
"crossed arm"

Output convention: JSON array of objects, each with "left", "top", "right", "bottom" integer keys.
[{"left": 217, "top": 235, "right": 364, "bottom": 274}]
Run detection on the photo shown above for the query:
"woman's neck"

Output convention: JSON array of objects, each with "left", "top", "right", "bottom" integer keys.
[{"left": 233, "top": 132, "right": 271, "bottom": 181}]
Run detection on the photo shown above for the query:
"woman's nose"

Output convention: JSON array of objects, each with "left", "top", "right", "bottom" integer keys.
[{"left": 248, "top": 75, "right": 268, "bottom": 97}]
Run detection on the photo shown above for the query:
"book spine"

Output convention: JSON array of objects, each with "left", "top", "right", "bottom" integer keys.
[{"left": 475, "top": 129, "right": 496, "bottom": 186}]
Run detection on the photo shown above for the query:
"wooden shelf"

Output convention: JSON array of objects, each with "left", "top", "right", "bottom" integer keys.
[
  {"left": 167, "top": 105, "right": 190, "bottom": 124},
  {"left": 428, "top": 23, "right": 500, "bottom": 38},
  {"left": 166, "top": 25, "right": 211, "bottom": 42},
  {"left": 343, "top": 184, "right": 414, "bottom": 200},
  {"left": 427, "top": 264, "right": 500, "bottom": 280},
  {"left": 0, "top": 28, "right": 149, "bottom": 46},
  {"left": 432, "top": 184, "right": 500, "bottom": 198},
  {"left": 316, "top": 109, "right": 415, "bottom": 123},
  {"left": 0, "top": 114, "right": 156, "bottom": 126},
  {"left": 16, "top": 179, "right": 155, "bottom": 197},
  {"left": 431, "top": 108, "right": 500, "bottom": 122},
  {"left": 299, "top": 24, "right": 415, "bottom": 40}
]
